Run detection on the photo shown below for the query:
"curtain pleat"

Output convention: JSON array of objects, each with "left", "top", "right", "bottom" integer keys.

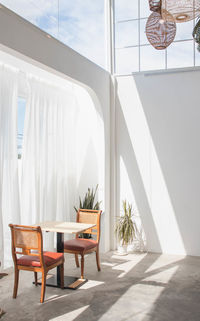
[
  {"left": 0, "top": 65, "right": 20, "bottom": 269},
  {"left": 0, "top": 69, "right": 78, "bottom": 266},
  {"left": 20, "top": 77, "right": 78, "bottom": 250}
]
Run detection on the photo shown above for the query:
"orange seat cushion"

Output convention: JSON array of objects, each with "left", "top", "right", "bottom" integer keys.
[
  {"left": 17, "top": 252, "right": 64, "bottom": 267},
  {"left": 64, "top": 238, "right": 98, "bottom": 252}
]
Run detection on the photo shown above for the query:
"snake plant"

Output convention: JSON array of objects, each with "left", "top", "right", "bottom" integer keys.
[
  {"left": 74, "top": 185, "right": 101, "bottom": 238},
  {"left": 193, "top": 17, "right": 200, "bottom": 52}
]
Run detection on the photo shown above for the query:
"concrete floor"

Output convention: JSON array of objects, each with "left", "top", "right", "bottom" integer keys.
[{"left": 1, "top": 252, "right": 200, "bottom": 321}]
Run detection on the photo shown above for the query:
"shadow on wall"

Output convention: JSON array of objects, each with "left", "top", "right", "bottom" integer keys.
[
  {"left": 116, "top": 71, "right": 200, "bottom": 256},
  {"left": 73, "top": 84, "right": 105, "bottom": 251},
  {"left": 133, "top": 72, "right": 200, "bottom": 256},
  {"left": 74, "top": 85, "right": 104, "bottom": 204},
  {"left": 115, "top": 92, "right": 161, "bottom": 253}
]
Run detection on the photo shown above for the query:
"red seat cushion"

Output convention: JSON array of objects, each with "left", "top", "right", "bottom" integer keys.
[
  {"left": 64, "top": 238, "right": 98, "bottom": 253},
  {"left": 17, "top": 252, "right": 64, "bottom": 267}
]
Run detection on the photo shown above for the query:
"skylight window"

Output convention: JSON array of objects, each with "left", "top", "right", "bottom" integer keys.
[{"left": 0, "top": 0, "right": 105, "bottom": 68}]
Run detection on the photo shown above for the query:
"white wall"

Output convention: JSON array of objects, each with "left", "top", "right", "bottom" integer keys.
[
  {"left": 116, "top": 70, "right": 200, "bottom": 256},
  {"left": 0, "top": 5, "right": 110, "bottom": 252}
]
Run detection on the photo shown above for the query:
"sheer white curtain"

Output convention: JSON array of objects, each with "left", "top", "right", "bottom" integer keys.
[
  {"left": 0, "top": 64, "right": 20, "bottom": 269},
  {"left": 20, "top": 76, "right": 78, "bottom": 249}
]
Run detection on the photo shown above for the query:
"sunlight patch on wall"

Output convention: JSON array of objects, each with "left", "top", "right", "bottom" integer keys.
[
  {"left": 117, "top": 76, "right": 185, "bottom": 255},
  {"left": 74, "top": 84, "right": 104, "bottom": 208}
]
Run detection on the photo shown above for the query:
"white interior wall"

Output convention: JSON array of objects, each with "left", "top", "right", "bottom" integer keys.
[
  {"left": 74, "top": 86, "right": 104, "bottom": 205},
  {"left": 116, "top": 69, "right": 200, "bottom": 256}
]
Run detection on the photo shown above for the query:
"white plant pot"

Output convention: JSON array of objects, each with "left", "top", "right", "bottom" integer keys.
[
  {"left": 116, "top": 244, "right": 128, "bottom": 256},
  {"left": 127, "top": 244, "right": 135, "bottom": 253}
]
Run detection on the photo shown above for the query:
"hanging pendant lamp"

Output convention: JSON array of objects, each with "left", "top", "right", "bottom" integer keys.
[
  {"left": 148, "top": 0, "right": 162, "bottom": 12},
  {"left": 161, "top": 0, "right": 200, "bottom": 23},
  {"left": 146, "top": 10, "right": 176, "bottom": 50}
]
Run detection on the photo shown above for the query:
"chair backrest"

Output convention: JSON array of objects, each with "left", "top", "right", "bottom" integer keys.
[
  {"left": 76, "top": 209, "right": 102, "bottom": 243},
  {"left": 9, "top": 224, "right": 45, "bottom": 267}
]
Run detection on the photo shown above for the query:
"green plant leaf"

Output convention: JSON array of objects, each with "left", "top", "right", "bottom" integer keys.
[{"left": 115, "top": 200, "right": 137, "bottom": 245}]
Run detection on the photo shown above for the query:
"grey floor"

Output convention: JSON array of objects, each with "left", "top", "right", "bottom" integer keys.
[{"left": 1, "top": 252, "right": 200, "bottom": 321}]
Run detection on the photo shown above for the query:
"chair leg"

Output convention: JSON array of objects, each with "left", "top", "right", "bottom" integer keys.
[
  {"left": 60, "top": 264, "right": 64, "bottom": 289},
  {"left": 96, "top": 248, "right": 101, "bottom": 271},
  {"left": 34, "top": 272, "right": 38, "bottom": 286},
  {"left": 81, "top": 255, "right": 84, "bottom": 279},
  {"left": 13, "top": 267, "right": 19, "bottom": 298},
  {"left": 75, "top": 254, "right": 79, "bottom": 268},
  {"left": 40, "top": 271, "right": 46, "bottom": 303}
]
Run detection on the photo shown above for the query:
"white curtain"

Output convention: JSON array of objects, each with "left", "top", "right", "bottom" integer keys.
[
  {"left": 0, "top": 65, "right": 20, "bottom": 269},
  {"left": 20, "top": 76, "right": 78, "bottom": 249}
]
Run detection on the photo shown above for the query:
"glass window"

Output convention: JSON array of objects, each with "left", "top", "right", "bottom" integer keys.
[
  {"left": 115, "top": 47, "right": 139, "bottom": 74},
  {"left": 114, "top": 0, "right": 196, "bottom": 74},
  {"left": 17, "top": 97, "right": 26, "bottom": 159},
  {"left": 175, "top": 20, "right": 194, "bottom": 41},
  {"left": 115, "top": 21, "right": 139, "bottom": 48},
  {"left": 59, "top": 0, "right": 105, "bottom": 68},
  {"left": 1, "top": 0, "right": 105, "bottom": 68},
  {"left": 115, "top": 0, "right": 138, "bottom": 21},
  {"left": 140, "top": 0, "right": 150, "bottom": 18},
  {"left": 140, "top": 45, "right": 166, "bottom": 71},
  {"left": 1, "top": 1, "right": 58, "bottom": 37},
  {"left": 167, "top": 41, "right": 194, "bottom": 69},
  {"left": 140, "top": 18, "right": 148, "bottom": 45},
  {"left": 195, "top": 44, "right": 200, "bottom": 66}
]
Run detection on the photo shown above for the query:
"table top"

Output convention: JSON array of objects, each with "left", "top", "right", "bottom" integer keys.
[{"left": 35, "top": 221, "right": 96, "bottom": 234}]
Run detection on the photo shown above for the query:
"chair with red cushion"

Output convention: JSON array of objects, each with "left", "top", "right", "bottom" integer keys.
[
  {"left": 64, "top": 209, "right": 102, "bottom": 279},
  {"left": 9, "top": 224, "right": 64, "bottom": 303}
]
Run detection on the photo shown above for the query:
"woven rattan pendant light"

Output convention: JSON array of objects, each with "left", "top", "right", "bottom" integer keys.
[
  {"left": 148, "top": 0, "right": 162, "bottom": 12},
  {"left": 161, "top": 0, "right": 200, "bottom": 23},
  {"left": 146, "top": 10, "right": 176, "bottom": 50}
]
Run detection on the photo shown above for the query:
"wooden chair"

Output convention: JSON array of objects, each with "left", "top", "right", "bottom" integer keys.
[
  {"left": 9, "top": 224, "right": 64, "bottom": 303},
  {"left": 64, "top": 209, "right": 102, "bottom": 279}
]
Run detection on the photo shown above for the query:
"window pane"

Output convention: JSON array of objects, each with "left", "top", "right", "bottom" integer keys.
[
  {"left": 115, "top": 47, "right": 139, "bottom": 74},
  {"left": 140, "top": 18, "right": 148, "bottom": 45},
  {"left": 1, "top": 0, "right": 105, "bottom": 69},
  {"left": 1, "top": 0, "right": 58, "bottom": 38},
  {"left": 195, "top": 44, "right": 200, "bottom": 66},
  {"left": 140, "top": 0, "right": 150, "bottom": 18},
  {"left": 167, "top": 41, "right": 194, "bottom": 68},
  {"left": 140, "top": 45, "right": 165, "bottom": 71},
  {"left": 18, "top": 97, "right": 26, "bottom": 159},
  {"left": 115, "top": 21, "right": 138, "bottom": 48},
  {"left": 115, "top": 0, "right": 138, "bottom": 21},
  {"left": 59, "top": 0, "right": 105, "bottom": 68},
  {"left": 175, "top": 20, "right": 194, "bottom": 41}
]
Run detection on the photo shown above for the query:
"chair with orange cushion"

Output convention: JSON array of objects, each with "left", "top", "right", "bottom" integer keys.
[
  {"left": 9, "top": 224, "right": 64, "bottom": 303},
  {"left": 64, "top": 209, "right": 102, "bottom": 279}
]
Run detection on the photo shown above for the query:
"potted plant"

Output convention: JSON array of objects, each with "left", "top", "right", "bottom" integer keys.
[
  {"left": 115, "top": 200, "right": 137, "bottom": 255},
  {"left": 74, "top": 185, "right": 101, "bottom": 239}
]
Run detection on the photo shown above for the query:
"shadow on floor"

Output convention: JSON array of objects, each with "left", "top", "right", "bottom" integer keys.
[{"left": 1, "top": 252, "right": 200, "bottom": 321}]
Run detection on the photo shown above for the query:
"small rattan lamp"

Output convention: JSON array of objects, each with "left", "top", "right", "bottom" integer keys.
[
  {"left": 149, "top": 0, "right": 162, "bottom": 12},
  {"left": 146, "top": 10, "right": 176, "bottom": 50},
  {"left": 162, "top": 0, "right": 200, "bottom": 23}
]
